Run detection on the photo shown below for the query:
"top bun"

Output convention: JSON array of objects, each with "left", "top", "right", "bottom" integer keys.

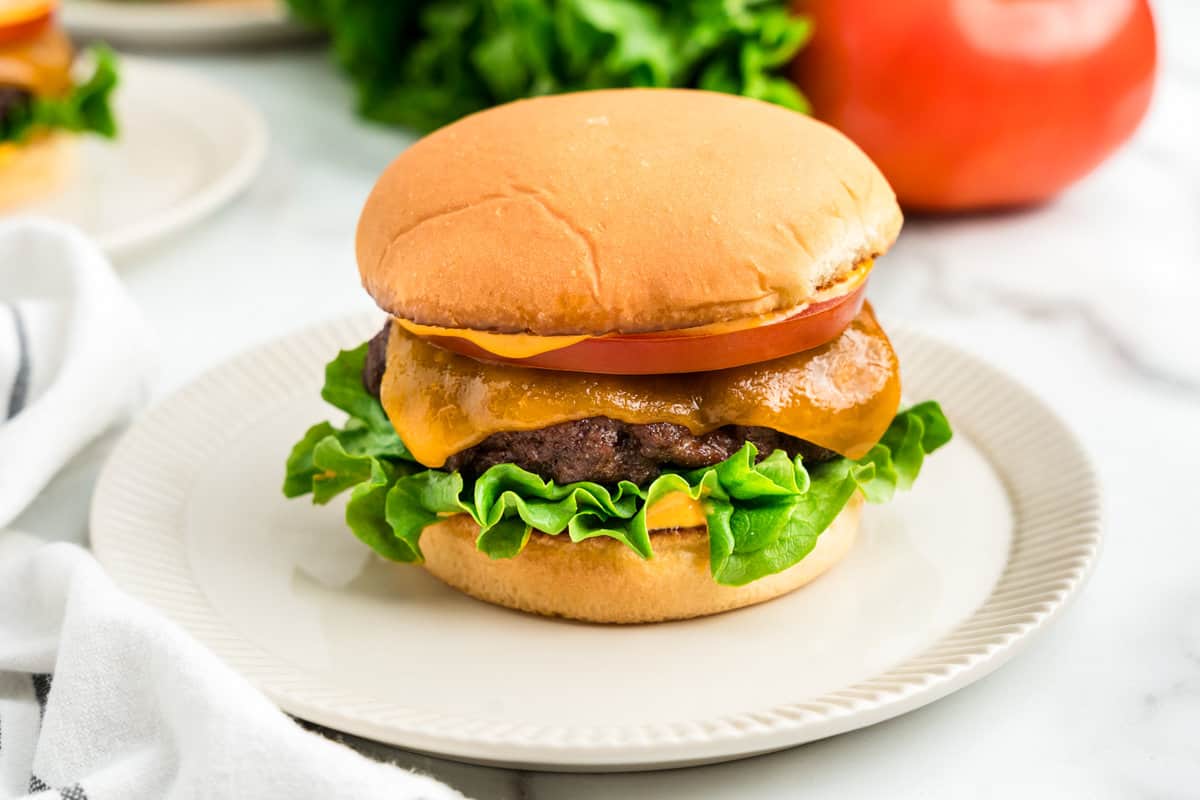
[{"left": 357, "top": 89, "right": 901, "bottom": 335}]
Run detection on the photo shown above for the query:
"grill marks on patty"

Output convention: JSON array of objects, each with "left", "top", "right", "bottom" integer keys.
[{"left": 362, "top": 322, "right": 838, "bottom": 484}]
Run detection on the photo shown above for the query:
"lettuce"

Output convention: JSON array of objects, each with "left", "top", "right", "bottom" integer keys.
[
  {"left": 285, "top": 0, "right": 811, "bottom": 133},
  {"left": 284, "top": 344, "right": 952, "bottom": 586},
  {"left": 0, "top": 47, "right": 119, "bottom": 145}
]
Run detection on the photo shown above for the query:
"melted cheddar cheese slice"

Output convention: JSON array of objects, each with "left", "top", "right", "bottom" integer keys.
[
  {"left": 380, "top": 305, "right": 901, "bottom": 469},
  {"left": 394, "top": 318, "right": 589, "bottom": 358},
  {"left": 0, "top": 13, "right": 72, "bottom": 97},
  {"left": 644, "top": 492, "right": 707, "bottom": 531}
]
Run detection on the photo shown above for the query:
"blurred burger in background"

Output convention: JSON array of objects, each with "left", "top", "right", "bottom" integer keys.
[{"left": 0, "top": 0, "right": 118, "bottom": 210}]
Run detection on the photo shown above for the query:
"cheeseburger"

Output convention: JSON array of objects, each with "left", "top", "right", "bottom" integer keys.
[
  {"left": 285, "top": 89, "right": 951, "bottom": 624},
  {"left": 0, "top": 0, "right": 117, "bottom": 210}
]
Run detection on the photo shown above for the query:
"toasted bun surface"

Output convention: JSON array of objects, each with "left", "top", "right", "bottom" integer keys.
[
  {"left": 0, "top": 135, "right": 71, "bottom": 211},
  {"left": 357, "top": 89, "right": 901, "bottom": 335},
  {"left": 418, "top": 494, "right": 862, "bottom": 623}
]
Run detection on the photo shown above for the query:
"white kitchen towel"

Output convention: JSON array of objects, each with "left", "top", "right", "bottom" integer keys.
[
  {"left": 0, "top": 221, "right": 464, "bottom": 799},
  {"left": 0, "top": 533, "right": 464, "bottom": 800},
  {"left": 0, "top": 219, "right": 153, "bottom": 528}
]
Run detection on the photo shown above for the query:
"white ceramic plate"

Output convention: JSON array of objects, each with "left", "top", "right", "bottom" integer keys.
[
  {"left": 64, "top": 0, "right": 313, "bottom": 48},
  {"left": 90, "top": 314, "right": 1101, "bottom": 771},
  {"left": 18, "top": 57, "right": 267, "bottom": 259}
]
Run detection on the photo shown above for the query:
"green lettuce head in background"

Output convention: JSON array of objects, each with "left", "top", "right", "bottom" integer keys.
[
  {"left": 284, "top": 344, "right": 952, "bottom": 587},
  {"left": 286, "top": 0, "right": 812, "bottom": 132}
]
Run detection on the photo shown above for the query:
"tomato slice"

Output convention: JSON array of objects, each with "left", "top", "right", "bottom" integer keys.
[
  {"left": 420, "top": 283, "right": 867, "bottom": 375},
  {"left": 0, "top": 1, "right": 54, "bottom": 44}
]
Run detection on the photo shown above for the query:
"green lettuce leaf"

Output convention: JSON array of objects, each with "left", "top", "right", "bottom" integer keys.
[
  {"left": 1, "top": 47, "right": 119, "bottom": 144},
  {"left": 285, "top": 0, "right": 812, "bottom": 133},
  {"left": 284, "top": 345, "right": 952, "bottom": 586}
]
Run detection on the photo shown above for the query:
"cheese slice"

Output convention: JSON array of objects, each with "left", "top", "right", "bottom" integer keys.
[
  {"left": 644, "top": 492, "right": 707, "bottom": 531},
  {"left": 393, "top": 318, "right": 589, "bottom": 358},
  {"left": 0, "top": 13, "right": 72, "bottom": 96},
  {"left": 380, "top": 305, "right": 901, "bottom": 469}
]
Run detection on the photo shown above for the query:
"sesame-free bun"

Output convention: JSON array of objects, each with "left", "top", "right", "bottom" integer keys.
[
  {"left": 418, "top": 494, "right": 862, "bottom": 624},
  {"left": 357, "top": 89, "right": 901, "bottom": 335},
  {"left": 0, "top": 135, "right": 72, "bottom": 211}
]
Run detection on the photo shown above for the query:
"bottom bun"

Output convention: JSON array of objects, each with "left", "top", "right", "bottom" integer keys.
[
  {"left": 0, "top": 135, "right": 73, "bottom": 211},
  {"left": 419, "top": 494, "right": 862, "bottom": 624}
]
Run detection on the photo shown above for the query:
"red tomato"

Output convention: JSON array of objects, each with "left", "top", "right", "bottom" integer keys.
[
  {"left": 792, "top": 0, "right": 1157, "bottom": 211},
  {"left": 423, "top": 284, "right": 868, "bottom": 375}
]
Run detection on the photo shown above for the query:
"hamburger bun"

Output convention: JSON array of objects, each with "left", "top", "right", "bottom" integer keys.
[
  {"left": 419, "top": 494, "right": 862, "bottom": 624},
  {"left": 0, "top": 135, "right": 72, "bottom": 211},
  {"left": 357, "top": 89, "right": 901, "bottom": 335}
]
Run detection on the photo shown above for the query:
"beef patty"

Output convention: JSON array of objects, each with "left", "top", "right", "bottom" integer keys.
[
  {"left": 362, "top": 322, "right": 838, "bottom": 484},
  {"left": 0, "top": 86, "right": 32, "bottom": 133}
]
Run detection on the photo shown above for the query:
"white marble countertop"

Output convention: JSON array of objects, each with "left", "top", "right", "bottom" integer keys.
[{"left": 15, "top": 1, "right": 1200, "bottom": 797}]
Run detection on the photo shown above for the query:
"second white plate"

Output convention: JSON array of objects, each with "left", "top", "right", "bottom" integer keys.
[
  {"left": 64, "top": 0, "right": 314, "bottom": 48},
  {"left": 18, "top": 57, "right": 267, "bottom": 259},
  {"left": 90, "top": 314, "right": 1101, "bottom": 770}
]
